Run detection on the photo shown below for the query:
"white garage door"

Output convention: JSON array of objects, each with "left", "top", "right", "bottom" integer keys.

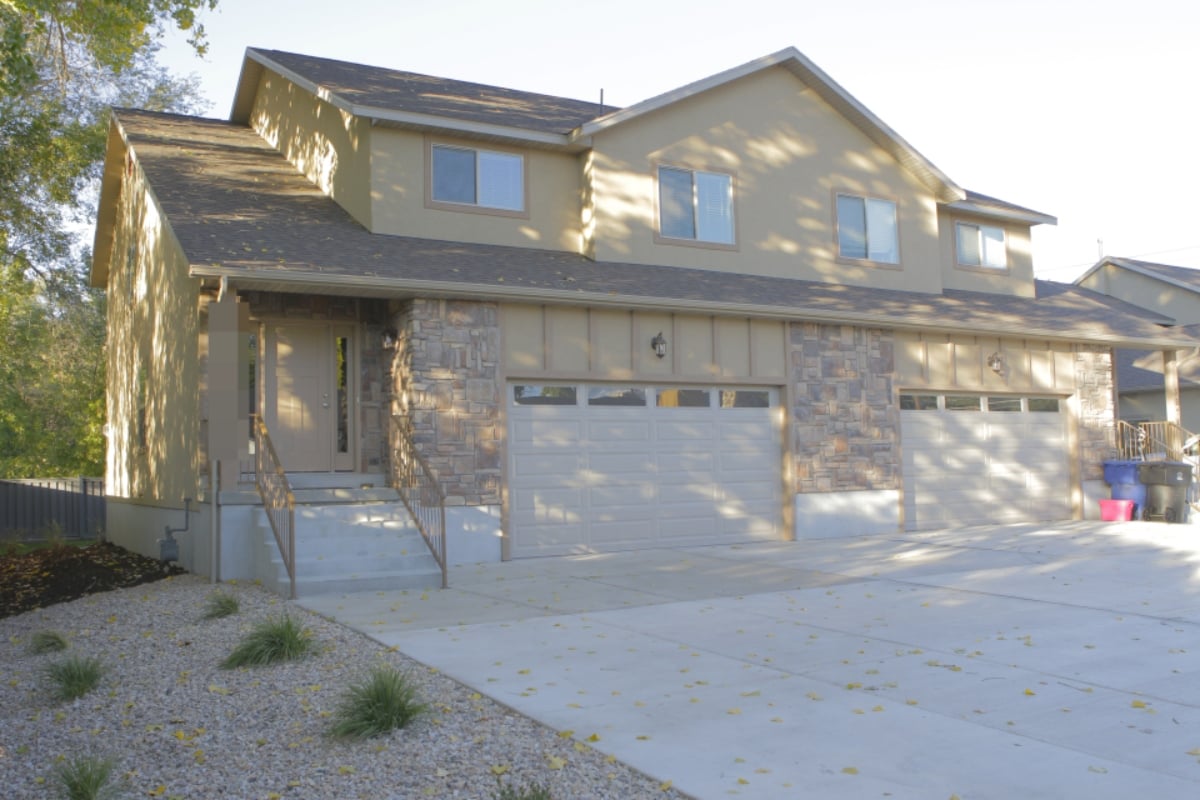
[
  {"left": 901, "top": 393, "right": 1071, "bottom": 531},
  {"left": 508, "top": 383, "right": 783, "bottom": 557}
]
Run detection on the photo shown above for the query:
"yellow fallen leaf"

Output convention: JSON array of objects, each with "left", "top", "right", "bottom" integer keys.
[
  {"left": 148, "top": 787, "right": 166, "bottom": 797},
  {"left": 490, "top": 764, "right": 510, "bottom": 776},
  {"left": 842, "top": 766, "right": 859, "bottom": 775},
  {"left": 872, "top": 705, "right": 885, "bottom": 712},
  {"left": 207, "top": 684, "right": 231, "bottom": 696},
  {"left": 546, "top": 755, "right": 566, "bottom": 770},
  {"left": 659, "top": 781, "right": 672, "bottom": 791},
  {"left": 727, "top": 708, "right": 742, "bottom": 715},
  {"left": 573, "top": 742, "right": 587, "bottom": 753},
  {"left": 1131, "top": 700, "right": 1148, "bottom": 709},
  {"left": 586, "top": 733, "right": 601, "bottom": 742},
  {"left": 557, "top": 729, "right": 574, "bottom": 739},
  {"left": 1024, "top": 689, "right": 1036, "bottom": 696},
  {"left": 846, "top": 682, "right": 863, "bottom": 690},
  {"left": 906, "top": 699, "right": 919, "bottom": 706},
  {"left": 1187, "top": 747, "right": 1200, "bottom": 756},
  {"left": 737, "top": 777, "right": 750, "bottom": 785}
]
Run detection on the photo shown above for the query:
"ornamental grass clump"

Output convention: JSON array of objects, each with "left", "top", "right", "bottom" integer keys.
[
  {"left": 29, "top": 629, "right": 69, "bottom": 654},
  {"left": 52, "top": 754, "right": 122, "bottom": 800},
  {"left": 221, "top": 615, "right": 313, "bottom": 669},
  {"left": 330, "top": 664, "right": 427, "bottom": 739},
  {"left": 201, "top": 591, "right": 239, "bottom": 620},
  {"left": 45, "top": 655, "right": 105, "bottom": 702}
]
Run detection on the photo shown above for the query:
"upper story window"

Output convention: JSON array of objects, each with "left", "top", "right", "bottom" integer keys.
[
  {"left": 836, "top": 194, "right": 898, "bottom": 264},
  {"left": 657, "top": 166, "right": 735, "bottom": 245},
  {"left": 956, "top": 222, "right": 1007, "bottom": 269},
  {"left": 430, "top": 144, "right": 524, "bottom": 212}
]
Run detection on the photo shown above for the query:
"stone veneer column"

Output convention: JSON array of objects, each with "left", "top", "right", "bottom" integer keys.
[
  {"left": 1074, "top": 345, "right": 1116, "bottom": 483},
  {"left": 390, "top": 299, "right": 502, "bottom": 506},
  {"left": 790, "top": 322, "right": 899, "bottom": 494}
]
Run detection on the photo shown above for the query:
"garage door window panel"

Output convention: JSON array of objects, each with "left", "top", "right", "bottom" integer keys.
[
  {"left": 514, "top": 385, "right": 578, "bottom": 405},
  {"left": 588, "top": 386, "right": 647, "bottom": 406},
  {"left": 657, "top": 388, "right": 711, "bottom": 408},
  {"left": 987, "top": 397, "right": 1022, "bottom": 412}
]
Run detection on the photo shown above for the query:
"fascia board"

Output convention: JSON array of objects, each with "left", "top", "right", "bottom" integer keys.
[
  {"left": 945, "top": 199, "right": 1057, "bottom": 226},
  {"left": 188, "top": 264, "right": 1194, "bottom": 350}
]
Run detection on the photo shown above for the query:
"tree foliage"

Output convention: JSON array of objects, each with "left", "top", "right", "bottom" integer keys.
[{"left": 0, "top": 0, "right": 217, "bottom": 477}]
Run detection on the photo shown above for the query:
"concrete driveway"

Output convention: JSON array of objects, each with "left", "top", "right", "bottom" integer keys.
[{"left": 301, "top": 521, "right": 1200, "bottom": 799}]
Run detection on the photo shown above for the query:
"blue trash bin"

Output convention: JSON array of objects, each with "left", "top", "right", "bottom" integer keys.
[{"left": 1104, "top": 460, "right": 1146, "bottom": 519}]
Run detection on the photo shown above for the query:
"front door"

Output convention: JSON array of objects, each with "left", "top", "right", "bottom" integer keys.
[{"left": 264, "top": 323, "right": 355, "bottom": 472}]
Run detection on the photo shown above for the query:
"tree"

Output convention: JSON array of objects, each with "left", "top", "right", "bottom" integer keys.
[{"left": 0, "top": 0, "right": 217, "bottom": 477}]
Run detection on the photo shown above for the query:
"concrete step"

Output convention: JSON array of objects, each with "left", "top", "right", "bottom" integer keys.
[
  {"left": 257, "top": 499, "right": 442, "bottom": 598},
  {"left": 291, "top": 487, "right": 401, "bottom": 505}
]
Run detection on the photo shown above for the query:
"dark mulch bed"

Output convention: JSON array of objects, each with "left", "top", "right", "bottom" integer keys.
[{"left": 0, "top": 541, "right": 185, "bottom": 619}]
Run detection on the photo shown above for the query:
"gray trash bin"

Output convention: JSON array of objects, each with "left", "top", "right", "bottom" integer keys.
[{"left": 1138, "top": 461, "right": 1194, "bottom": 523}]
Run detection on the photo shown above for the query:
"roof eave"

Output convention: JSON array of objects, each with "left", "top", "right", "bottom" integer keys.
[
  {"left": 945, "top": 199, "right": 1057, "bottom": 226},
  {"left": 188, "top": 263, "right": 1193, "bottom": 349}
]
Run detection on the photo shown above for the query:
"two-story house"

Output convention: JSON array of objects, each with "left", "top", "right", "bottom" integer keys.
[{"left": 91, "top": 47, "right": 1190, "bottom": 594}]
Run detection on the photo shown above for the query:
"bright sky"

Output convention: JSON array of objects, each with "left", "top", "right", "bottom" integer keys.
[{"left": 156, "top": 0, "right": 1200, "bottom": 282}]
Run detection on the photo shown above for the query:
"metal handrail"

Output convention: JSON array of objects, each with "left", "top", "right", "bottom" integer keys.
[
  {"left": 1115, "top": 419, "right": 1193, "bottom": 462},
  {"left": 388, "top": 414, "right": 448, "bottom": 589},
  {"left": 252, "top": 414, "right": 296, "bottom": 599}
]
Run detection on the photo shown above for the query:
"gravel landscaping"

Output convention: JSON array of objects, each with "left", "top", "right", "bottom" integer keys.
[{"left": 0, "top": 575, "right": 687, "bottom": 799}]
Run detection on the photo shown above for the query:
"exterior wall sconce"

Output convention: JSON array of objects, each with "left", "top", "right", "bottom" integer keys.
[
  {"left": 986, "top": 351, "right": 1005, "bottom": 375},
  {"left": 381, "top": 327, "right": 398, "bottom": 350},
  {"left": 651, "top": 332, "right": 668, "bottom": 359}
]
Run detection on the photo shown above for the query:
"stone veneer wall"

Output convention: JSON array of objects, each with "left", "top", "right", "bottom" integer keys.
[
  {"left": 390, "top": 299, "right": 501, "bottom": 506},
  {"left": 1074, "top": 345, "right": 1116, "bottom": 482},
  {"left": 790, "top": 322, "right": 899, "bottom": 493}
]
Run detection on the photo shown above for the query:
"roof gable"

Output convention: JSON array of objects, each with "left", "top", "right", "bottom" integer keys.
[
  {"left": 1076, "top": 256, "right": 1200, "bottom": 295},
  {"left": 232, "top": 48, "right": 610, "bottom": 145}
]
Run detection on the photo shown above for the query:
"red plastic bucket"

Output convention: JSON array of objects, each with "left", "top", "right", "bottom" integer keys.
[{"left": 1099, "top": 498, "right": 1134, "bottom": 522}]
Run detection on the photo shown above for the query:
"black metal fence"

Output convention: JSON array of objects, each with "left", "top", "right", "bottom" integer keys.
[{"left": 0, "top": 477, "right": 105, "bottom": 540}]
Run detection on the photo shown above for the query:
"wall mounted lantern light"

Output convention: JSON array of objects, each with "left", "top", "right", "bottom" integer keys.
[
  {"left": 651, "top": 332, "right": 668, "bottom": 359},
  {"left": 381, "top": 327, "right": 398, "bottom": 350},
  {"left": 986, "top": 351, "right": 1005, "bottom": 375}
]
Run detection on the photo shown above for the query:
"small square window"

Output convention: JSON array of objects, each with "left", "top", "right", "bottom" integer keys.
[
  {"left": 432, "top": 144, "right": 524, "bottom": 211},
  {"left": 658, "top": 166, "right": 735, "bottom": 245},
  {"left": 956, "top": 222, "right": 1006, "bottom": 268},
  {"left": 837, "top": 194, "right": 898, "bottom": 264}
]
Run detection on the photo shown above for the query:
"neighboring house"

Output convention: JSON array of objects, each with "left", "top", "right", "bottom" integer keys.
[
  {"left": 1075, "top": 258, "right": 1200, "bottom": 431},
  {"left": 91, "top": 47, "right": 1191, "bottom": 587}
]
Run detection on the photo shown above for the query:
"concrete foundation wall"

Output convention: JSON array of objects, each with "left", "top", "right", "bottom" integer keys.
[{"left": 794, "top": 490, "right": 901, "bottom": 538}]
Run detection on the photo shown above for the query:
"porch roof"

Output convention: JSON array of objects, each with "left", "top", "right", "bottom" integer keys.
[{"left": 96, "top": 109, "right": 1192, "bottom": 350}]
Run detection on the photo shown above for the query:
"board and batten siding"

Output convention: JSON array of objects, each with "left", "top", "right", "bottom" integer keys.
[{"left": 503, "top": 305, "right": 786, "bottom": 382}]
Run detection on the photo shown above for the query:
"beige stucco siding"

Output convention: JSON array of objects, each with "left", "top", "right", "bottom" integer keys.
[
  {"left": 586, "top": 66, "right": 943, "bottom": 293},
  {"left": 936, "top": 208, "right": 1036, "bottom": 298},
  {"left": 105, "top": 155, "right": 203, "bottom": 503},
  {"left": 368, "top": 130, "right": 583, "bottom": 252},
  {"left": 1078, "top": 264, "right": 1200, "bottom": 324},
  {"left": 249, "top": 69, "right": 373, "bottom": 228},
  {"left": 503, "top": 305, "right": 786, "bottom": 382}
]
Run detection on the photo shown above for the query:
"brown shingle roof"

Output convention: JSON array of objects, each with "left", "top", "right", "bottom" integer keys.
[
  {"left": 247, "top": 49, "right": 611, "bottom": 135},
  {"left": 109, "top": 109, "right": 1191, "bottom": 348}
]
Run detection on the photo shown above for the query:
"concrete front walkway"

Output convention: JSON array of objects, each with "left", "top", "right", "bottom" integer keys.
[{"left": 300, "top": 521, "right": 1200, "bottom": 799}]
